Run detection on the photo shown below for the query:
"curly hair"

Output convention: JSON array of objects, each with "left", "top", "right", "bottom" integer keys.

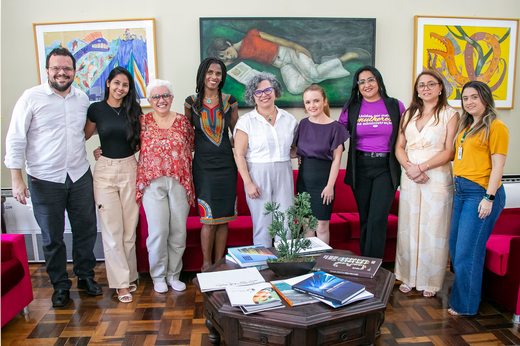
[
  {"left": 146, "top": 79, "right": 174, "bottom": 99},
  {"left": 244, "top": 72, "right": 283, "bottom": 106}
]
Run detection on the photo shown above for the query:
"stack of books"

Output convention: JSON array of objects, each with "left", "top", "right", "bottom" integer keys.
[
  {"left": 270, "top": 273, "right": 321, "bottom": 307},
  {"left": 313, "top": 253, "right": 382, "bottom": 278},
  {"left": 292, "top": 271, "right": 367, "bottom": 306},
  {"left": 274, "top": 236, "right": 333, "bottom": 257},
  {"left": 225, "top": 282, "right": 284, "bottom": 314},
  {"left": 227, "top": 245, "right": 277, "bottom": 268}
]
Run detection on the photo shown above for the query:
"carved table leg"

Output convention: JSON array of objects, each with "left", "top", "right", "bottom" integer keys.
[{"left": 205, "top": 318, "right": 221, "bottom": 345}]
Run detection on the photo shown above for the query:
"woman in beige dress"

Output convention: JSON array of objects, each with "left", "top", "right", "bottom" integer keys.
[{"left": 395, "top": 70, "right": 459, "bottom": 297}]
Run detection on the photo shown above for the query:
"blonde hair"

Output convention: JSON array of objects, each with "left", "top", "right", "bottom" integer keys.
[{"left": 302, "top": 84, "right": 330, "bottom": 117}]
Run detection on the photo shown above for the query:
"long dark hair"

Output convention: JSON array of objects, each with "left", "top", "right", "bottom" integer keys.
[
  {"left": 401, "top": 70, "right": 447, "bottom": 133},
  {"left": 341, "top": 66, "right": 389, "bottom": 114},
  {"left": 104, "top": 67, "right": 142, "bottom": 151},
  {"left": 193, "top": 58, "right": 227, "bottom": 117},
  {"left": 455, "top": 81, "right": 499, "bottom": 144}
]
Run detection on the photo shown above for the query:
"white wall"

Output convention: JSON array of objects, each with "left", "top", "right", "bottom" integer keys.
[{"left": 2, "top": 0, "right": 519, "bottom": 187}]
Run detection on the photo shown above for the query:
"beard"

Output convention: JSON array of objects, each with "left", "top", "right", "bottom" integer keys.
[{"left": 49, "top": 78, "right": 73, "bottom": 92}]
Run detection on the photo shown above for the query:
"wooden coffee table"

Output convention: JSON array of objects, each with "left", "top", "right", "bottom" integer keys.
[{"left": 193, "top": 250, "right": 395, "bottom": 346}]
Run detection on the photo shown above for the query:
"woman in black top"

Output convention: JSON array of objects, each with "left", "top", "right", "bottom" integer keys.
[{"left": 84, "top": 67, "right": 142, "bottom": 303}]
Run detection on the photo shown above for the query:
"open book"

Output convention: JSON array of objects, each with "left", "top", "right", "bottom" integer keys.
[{"left": 228, "top": 62, "right": 261, "bottom": 85}]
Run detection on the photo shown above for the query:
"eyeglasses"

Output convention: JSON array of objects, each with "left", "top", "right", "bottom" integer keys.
[
  {"left": 150, "top": 93, "right": 173, "bottom": 101},
  {"left": 253, "top": 87, "right": 273, "bottom": 97},
  {"left": 357, "top": 77, "right": 376, "bottom": 86},
  {"left": 48, "top": 66, "right": 74, "bottom": 73},
  {"left": 417, "top": 81, "right": 440, "bottom": 90}
]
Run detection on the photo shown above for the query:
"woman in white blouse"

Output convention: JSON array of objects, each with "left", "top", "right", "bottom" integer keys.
[{"left": 234, "top": 72, "right": 298, "bottom": 247}]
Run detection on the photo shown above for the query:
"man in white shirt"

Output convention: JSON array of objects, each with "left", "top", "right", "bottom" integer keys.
[{"left": 4, "top": 48, "right": 102, "bottom": 307}]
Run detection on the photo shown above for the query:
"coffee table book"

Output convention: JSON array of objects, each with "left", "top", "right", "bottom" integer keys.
[
  {"left": 225, "top": 282, "right": 284, "bottom": 314},
  {"left": 292, "top": 271, "right": 366, "bottom": 305},
  {"left": 317, "top": 290, "right": 374, "bottom": 308},
  {"left": 270, "top": 273, "right": 320, "bottom": 307},
  {"left": 275, "top": 236, "right": 332, "bottom": 256},
  {"left": 313, "top": 253, "right": 382, "bottom": 278},
  {"left": 197, "top": 267, "right": 264, "bottom": 292},
  {"left": 228, "top": 245, "right": 277, "bottom": 267}
]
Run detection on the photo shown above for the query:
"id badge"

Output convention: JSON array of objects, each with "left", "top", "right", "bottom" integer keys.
[{"left": 458, "top": 146, "right": 463, "bottom": 160}]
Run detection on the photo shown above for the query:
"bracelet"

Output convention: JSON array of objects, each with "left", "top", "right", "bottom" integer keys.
[
  {"left": 426, "top": 163, "right": 430, "bottom": 171},
  {"left": 418, "top": 164, "right": 423, "bottom": 173},
  {"left": 483, "top": 196, "right": 494, "bottom": 202}
]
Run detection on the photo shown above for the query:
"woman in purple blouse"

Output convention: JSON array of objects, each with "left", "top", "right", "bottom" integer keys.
[
  {"left": 339, "top": 66, "right": 406, "bottom": 259},
  {"left": 293, "top": 85, "right": 350, "bottom": 244}
]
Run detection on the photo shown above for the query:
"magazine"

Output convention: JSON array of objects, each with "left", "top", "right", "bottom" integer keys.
[
  {"left": 313, "top": 253, "right": 382, "bottom": 278},
  {"left": 197, "top": 267, "right": 265, "bottom": 292}
]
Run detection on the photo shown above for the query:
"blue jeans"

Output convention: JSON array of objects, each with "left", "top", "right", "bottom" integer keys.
[
  {"left": 28, "top": 170, "right": 98, "bottom": 290},
  {"left": 449, "top": 176, "right": 506, "bottom": 315}
]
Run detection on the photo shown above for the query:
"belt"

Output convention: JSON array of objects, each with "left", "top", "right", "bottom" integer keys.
[{"left": 357, "top": 151, "right": 389, "bottom": 158}]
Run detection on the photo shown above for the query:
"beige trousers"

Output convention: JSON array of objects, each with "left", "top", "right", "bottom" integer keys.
[
  {"left": 93, "top": 155, "right": 139, "bottom": 289},
  {"left": 142, "top": 176, "right": 189, "bottom": 282}
]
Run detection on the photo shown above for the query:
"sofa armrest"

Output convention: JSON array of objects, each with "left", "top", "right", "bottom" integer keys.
[
  {"left": 1, "top": 234, "right": 29, "bottom": 275},
  {"left": 506, "top": 236, "right": 520, "bottom": 286}
]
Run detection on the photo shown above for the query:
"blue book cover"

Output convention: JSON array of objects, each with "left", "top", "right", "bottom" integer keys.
[
  {"left": 291, "top": 271, "right": 365, "bottom": 305},
  {"left": 228, "top": 245, "right": 277, "bottom": 266}
]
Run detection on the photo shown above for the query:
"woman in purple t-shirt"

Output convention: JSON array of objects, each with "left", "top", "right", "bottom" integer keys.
[
  {"left": 293, "top": 85, "right": 350, "bottom": 244},
  {"left": 339, "top": 66, "right": 406, "bottom": 259}
]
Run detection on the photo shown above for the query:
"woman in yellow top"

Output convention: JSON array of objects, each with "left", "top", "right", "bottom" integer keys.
[{"left": 448, "top": 81, "right": 508, "bottom": 316}]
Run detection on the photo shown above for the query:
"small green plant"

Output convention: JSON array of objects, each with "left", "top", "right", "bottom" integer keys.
[{"left": 263, "top": 192, "right": 318, "bottom": 263}]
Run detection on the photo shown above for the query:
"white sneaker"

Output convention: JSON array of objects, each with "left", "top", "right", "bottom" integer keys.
[
  {"left": 154, "top": 281, "right": 168, "bottom": 293},
  {"left": 169, "top": 279, "right": 186, "bottom": 292}
]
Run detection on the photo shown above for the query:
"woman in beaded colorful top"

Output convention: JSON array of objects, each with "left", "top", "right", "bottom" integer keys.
[
  {"left": 84, "top": 67, "right": 142, "bottom": 303},
  {"left": 293, "top": 85, "right": 350, "bottom": 244},
  {"left": 135, "top": 79, "right": 195, "bottom": 294},
  {"left": 184, "top": 58, "right": 239, "bottom": 272}
]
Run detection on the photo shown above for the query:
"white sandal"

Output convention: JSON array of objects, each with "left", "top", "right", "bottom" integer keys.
[
  {"left": 115, "top": 288, "right": 133, "bottom": 303},
  {"left": 399, "top": 283, "right": 412, "bottom": 293},
  {"left": 129, "top": 283, "right": 137, "bottom": 293}
]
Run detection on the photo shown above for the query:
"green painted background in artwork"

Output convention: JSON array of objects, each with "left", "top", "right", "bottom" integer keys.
[{"left": 200, "top": 18, "right": 375, "bottom": 108}]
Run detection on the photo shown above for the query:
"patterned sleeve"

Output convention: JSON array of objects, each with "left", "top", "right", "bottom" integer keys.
[
  {"left": 184, "top": 95, "right": 195, "bottom": 109},
  {"left": 229, "top": 95, "right": 238, "bottom": 108},
  {"left": 186, "top": 116, "right": 195, "bottom": 152}
]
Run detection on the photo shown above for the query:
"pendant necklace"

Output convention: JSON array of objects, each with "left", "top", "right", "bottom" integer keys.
[
  {"left": 261, "top": 110, "right": 276, "bottom": 122},
  {"left": 206, "top": 95, "right": 218, "bottom": 104},
  {"left": 109, "top": 104, "right": 122, "bottom": 116}
]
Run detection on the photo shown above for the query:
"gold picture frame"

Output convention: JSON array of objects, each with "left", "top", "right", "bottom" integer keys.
[
  {"left": 34, "top": 18, "right": 157, "bottom": 106},
  {"left": 414, "top": 16, "right": 519, "bottom": 109}
]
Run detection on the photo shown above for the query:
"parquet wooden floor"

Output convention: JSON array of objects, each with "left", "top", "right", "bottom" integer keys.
[{"left": 2, "top": 262, "right": 519, "bottom": 346}]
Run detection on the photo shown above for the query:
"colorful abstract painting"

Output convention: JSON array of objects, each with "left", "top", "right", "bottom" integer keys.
[
  {"left": 414, "top": 16, "right": 519, "bottom": 109},
  {"left": 200, "top": 18, "right": 376, "bottom": 108},
  {"left": 34, "top": 19, "right": 157, "bottom": 106}
]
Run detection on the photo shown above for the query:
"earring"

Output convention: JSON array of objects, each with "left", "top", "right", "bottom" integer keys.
[
  {"left": 418, "top": 94, "right": 421, "bottom": 99},
  {"left": 439, "top": 92, "right": 442, "bottom": 95}
]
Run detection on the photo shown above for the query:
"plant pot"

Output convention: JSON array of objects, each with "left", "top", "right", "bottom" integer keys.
[{"left": 267, "top": 261, "right": 316, "bottom": 277}]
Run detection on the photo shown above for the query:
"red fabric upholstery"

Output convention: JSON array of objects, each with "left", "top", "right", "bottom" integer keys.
[
  {"left": 1, "top": 234, "right": 33, "bottom": 327},
  {"left": 482, "top": 207, "right": 520, "bottom": 317},
  {"left": 135, "top": 169, "right": 401, "bottom": 273},
  {"left": 485, "top": 235, "right": 516, "bottom": 276}
]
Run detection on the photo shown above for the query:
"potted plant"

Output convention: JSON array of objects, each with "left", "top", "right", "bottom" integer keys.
[{"left": 263, "top": 192, "right": 318, "bottom": 276}]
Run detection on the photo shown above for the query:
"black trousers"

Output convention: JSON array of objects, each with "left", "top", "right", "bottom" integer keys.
[
  {"left": 352, "top": 155, "right": 396, "bottom": 259},
  {"left": 28, "top": 170, "right": 98, "bottom": 290}
]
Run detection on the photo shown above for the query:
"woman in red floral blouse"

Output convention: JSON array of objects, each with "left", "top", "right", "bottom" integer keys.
[{"left": 136, "top": 79, "right": 195, "bottom": 293}]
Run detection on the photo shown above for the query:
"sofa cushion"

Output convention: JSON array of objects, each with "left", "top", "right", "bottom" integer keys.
[
  {"left": 1, "top": 239, "right": 13, "bottom": 262},
  {"left": 1, "top": 258, "right": 24, "bottom": 297},
  {"left": 485, "top": 235, "right": 518, "bottom": 276},
  {"left": 332, "top": 171, "right": 358, "bottom": 214},
  {"left": 329, "top": 213, "right": 350, "bottom": 243},
  {"left": 491, "top": 208, "right": 520, "bottom": 236},
  {"left": 227, "top": 216, "right": 254, "bottom": 246},
  {"left": 336, "top": 213, "right": 398, "bottom": 240},
  {"left": 236, "top": 173, "right": 251, "bottom": 216}
]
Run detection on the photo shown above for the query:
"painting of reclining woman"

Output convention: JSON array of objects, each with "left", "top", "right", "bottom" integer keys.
[{"left": 200, "top": 18, "right": 375, "bottom": 107}]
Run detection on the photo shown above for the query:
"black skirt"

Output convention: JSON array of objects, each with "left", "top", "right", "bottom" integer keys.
[{"left": 296, "top": 157, "right": 334, "bottom": 220}]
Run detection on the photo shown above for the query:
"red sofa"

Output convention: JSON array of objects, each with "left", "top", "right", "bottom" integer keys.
[
  {"left": 1, "top": 234, "right": 33, "bottom": 327},
  {"left": 483, "top": 207, "right": 520, "bottom": 323},
  {"left": 136, "top": 169, "right": 399, "bottom": 273}
]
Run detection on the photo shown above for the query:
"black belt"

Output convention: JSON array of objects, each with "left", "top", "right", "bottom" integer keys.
[{"left": 357, "top": 151, "right": 389, "bottom": 158}]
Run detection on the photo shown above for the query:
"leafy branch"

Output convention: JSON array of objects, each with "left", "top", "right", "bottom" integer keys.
[{"left": 263, "top": 192, "right": 318, "bottom": 262}]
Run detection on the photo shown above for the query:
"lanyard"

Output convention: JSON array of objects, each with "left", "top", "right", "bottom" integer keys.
[
  {"left": 458, "top": 120, "right": 481, "bottom": 160},
  {"left": 460, "top": 121, "right": 481, "bottom": 145}
]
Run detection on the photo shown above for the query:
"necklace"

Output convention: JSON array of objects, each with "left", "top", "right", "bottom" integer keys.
[
  {"left": 259, "top": 109, "right": 276, "bottom": 122},
  {"left": 109, "top": 106, "right": 122, "bottom": 115},
  {"left": 205, "top": 95, "right": 218, "bottom": 104}
]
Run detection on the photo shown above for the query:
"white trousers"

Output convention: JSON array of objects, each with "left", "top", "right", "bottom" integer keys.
[
  {"left": 246, "top": 161, "right": 294, "bottom": 247},
  {"left": 142, "top": 176, "right": 189, "bottom": 282},
  {"left": 93, "top": 156, "right": 139, "bottom": 289},
  {"left": 273, "top": 46, "right": 350, "bottom": 94}
]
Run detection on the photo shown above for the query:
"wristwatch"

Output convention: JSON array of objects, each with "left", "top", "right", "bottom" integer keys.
[{"left": 484, "top": 194, "right": 495, "bottom": 201}]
